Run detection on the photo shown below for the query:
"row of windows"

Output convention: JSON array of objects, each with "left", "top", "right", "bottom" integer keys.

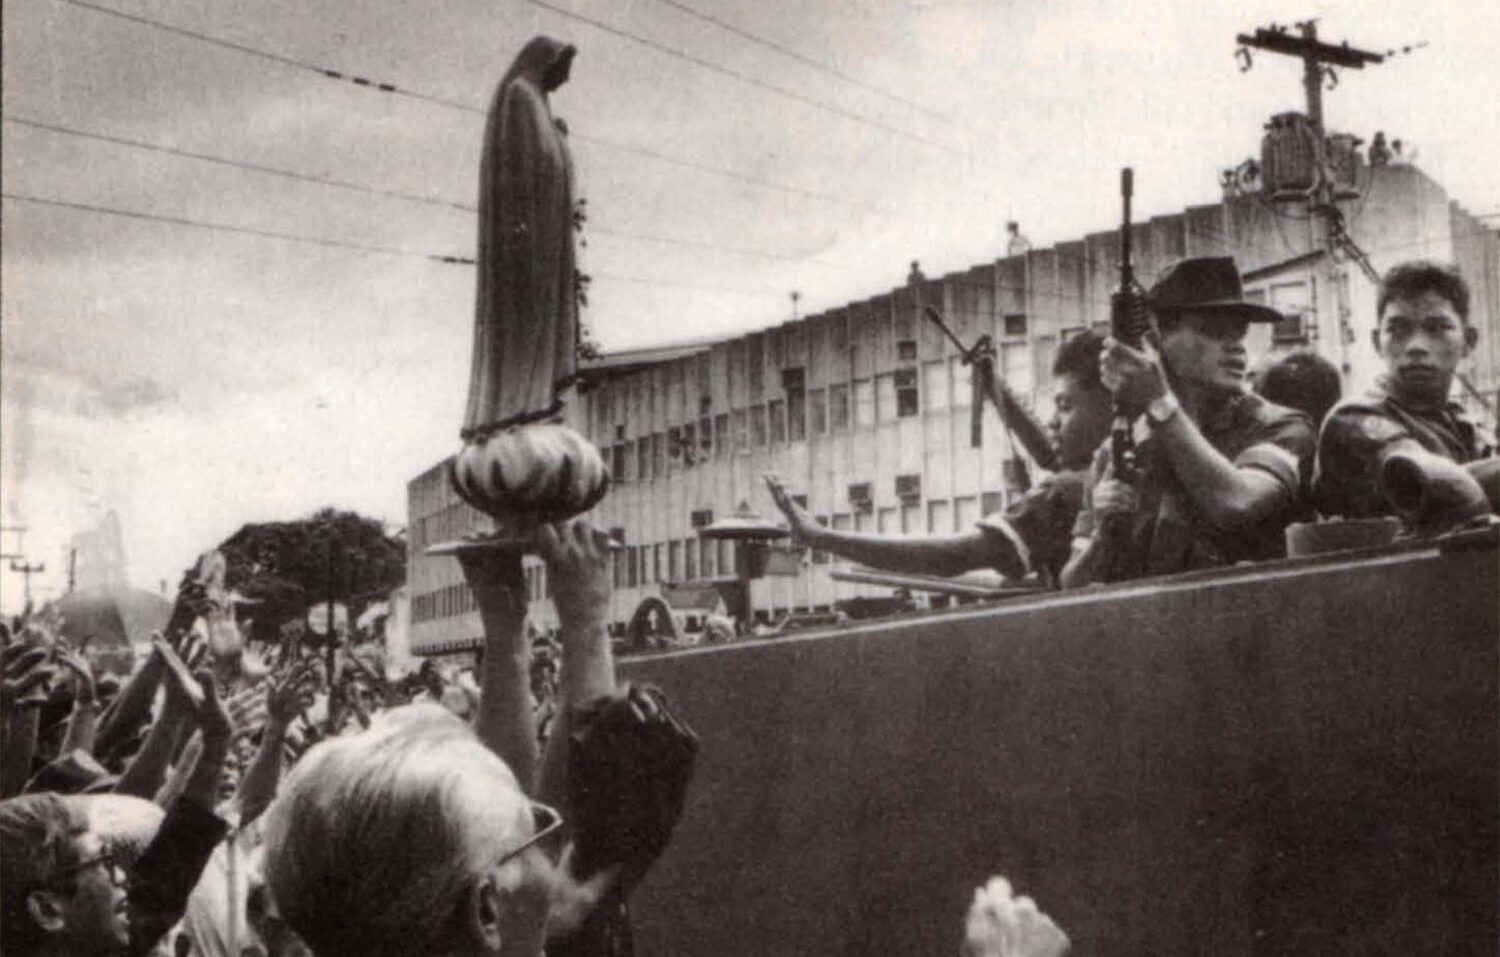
[
  {"left": 411, "top": 566, "right": 550, "bottom": 624},
  {"left": 601, "top": 355, "right": 1037, "bottom": 482},
  {"left": 610, "top": 538, "right": 739, "bottom": 588},
  {"left": 410, "top": 501, "right": 487, "bottom": 551},
  {"left": 591, "top": 329, "right": 1036, "bottom": 433}
]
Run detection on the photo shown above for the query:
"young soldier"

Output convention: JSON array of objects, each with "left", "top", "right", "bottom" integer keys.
[
  {"left": 1062, "top": 257, "right": 1316, "bottom": 585},
  {"left": 764, "top": 329, "right": 1114, "bottom": 588},
  {"left": 1314, "top": 260, "right": 1495, "bottom": 521}
]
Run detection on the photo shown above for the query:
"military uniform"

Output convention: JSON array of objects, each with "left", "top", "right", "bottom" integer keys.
[
  {"left": 975, "top": 471, "right": 1088, "bottom": 587},
  {"left": 1313, "top": 377, "right": 1491, "bottom": 519},
  {"left": 1072, "top": 393, "right": 1315, "bottom": 577}
]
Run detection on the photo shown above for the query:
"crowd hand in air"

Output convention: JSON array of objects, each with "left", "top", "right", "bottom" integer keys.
[
  {"left": 265, "top": 658, "right": 322, "bottom": 730},
  {"left": 962, "top": 877, "right": 1070, "bottom": 957},
  {"left": 53, "top": 646, "right": 97, "bottom": 705},
  {"left": 762, "top": 474, "right": 818, "bottom": 544},
  {"left": 2, "top": 644, "right": 53, "bottom": 712}
]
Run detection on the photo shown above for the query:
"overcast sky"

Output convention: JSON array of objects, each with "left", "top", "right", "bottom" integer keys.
[{"left": 3, "top": 0, "right": 1496, "bottom": 610}]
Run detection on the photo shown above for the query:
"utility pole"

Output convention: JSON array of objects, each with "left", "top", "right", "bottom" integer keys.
[
  {"left": 1236, "top": 21, "right": 1385, "bottom": 375},
  {"left": 10, "top": 559, "right": 47, "bottom": 607}
]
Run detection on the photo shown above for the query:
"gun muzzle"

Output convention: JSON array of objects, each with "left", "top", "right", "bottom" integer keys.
[{"left": 1378, "top": 448, "right": 1494, "bottom": 530}]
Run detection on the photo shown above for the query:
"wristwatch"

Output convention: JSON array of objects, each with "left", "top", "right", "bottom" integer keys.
[{"left": 1146, "top": 393, "right": 1180, "bottom": 427}]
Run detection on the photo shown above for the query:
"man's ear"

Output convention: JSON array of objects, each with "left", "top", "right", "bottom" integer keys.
[
  {"left": 27, "top": 889, "right": 68, "bottom": 933},
  {"left": 1464, "top": 324, "right": 1478, "bottom": 355},
  {"left": 462, "top": 876, "right": 505, "bottom": 953}
]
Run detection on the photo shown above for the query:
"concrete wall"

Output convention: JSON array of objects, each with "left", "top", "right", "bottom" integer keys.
[{"left": 620, "top": 534, "right": 1500, "bottom": 957}]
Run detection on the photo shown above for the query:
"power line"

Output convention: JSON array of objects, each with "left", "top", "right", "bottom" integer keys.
[
  {"left": 6, "top": 114, "right": 853, "bottom": 267},
  {"left": 2, "top": 191, "right": 786, "bottom": 296},
  {"left": 52, "top": 0, "right": 912, "bottom": 221},
  {"left": 513, "top": 0, "right": 958, "bottom": 154},
  {"left": 3, "top": 191, "right": 439, "bottom": 259},
  {"left": 4, "top": 115, "right": 472, "bottom": 212},
  {"left": 643, "top": 0, "right": 947, "bottom": 120},
  {"left": 54, "top": 0, "right": 476, "bottom": 113}
]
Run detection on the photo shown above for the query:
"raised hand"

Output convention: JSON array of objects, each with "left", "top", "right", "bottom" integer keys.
[
  {"left": 266, "top": 658, "right": 322, "bottom": 727},
  {"left": 534, "top": 520, "right": 612, "bottom": 629},
  {"left": 191, "top": 670, "right": 234, "bottom": 745},
  {"left": 2, "top": 645, "right": 53, "bottom": 711},
  {"left": 762, "top": 474, "right": 818, "bottom": 544},
  {"left": 963, "top": 877, "right": 1070, "bottom": 957},
  {"left": 54, "top": 646, "right": 98, "bottom": 705}
]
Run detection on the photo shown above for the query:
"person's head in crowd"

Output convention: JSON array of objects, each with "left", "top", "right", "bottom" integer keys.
[
  {"left": 1050, "top": 328, "right": 1114, "bottom": 470},
  {"left": 1255, "top": 351, "right": 1342, "bottom": 428},
  {"left": 1373, "top": 260, "right": 1475, "bottom": 409},
  {"left": 262, "top": 703, "right": 556, "bottom": 957},
  {"left": 1, "top": 792, "right": 130, "bottom": 957}
]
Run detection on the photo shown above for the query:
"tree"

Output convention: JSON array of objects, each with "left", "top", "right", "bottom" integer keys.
[{"left": 214, "top": 508, "right": 404, "bottom": 643}]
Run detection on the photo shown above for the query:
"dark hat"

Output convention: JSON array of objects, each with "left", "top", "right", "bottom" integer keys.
[{"left": 1148, "top": 257, "right": 1286, "bottom": 323}]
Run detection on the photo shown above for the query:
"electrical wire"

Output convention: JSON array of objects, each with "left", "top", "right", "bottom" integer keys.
[
  {"left": 2, "top": 191, "right": 786, "bottom": 295},
  {"left": 48, "top": 0, "right": 916, "bottom": 220},
  {"left": 643, "top": 0, "right": 947, "bottom": 120},
  {"left": 5, "top": 114, "right": 855, "bottom": 267},
  {"left": 513, "top": 0, "right": 958, "bottom": 154}
]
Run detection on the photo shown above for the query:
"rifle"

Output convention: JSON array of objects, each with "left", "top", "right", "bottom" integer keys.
[
  {"left": 1101, "top": 167, "right": 1154, "bottom": 582},
  {"left": 922, "top": 305, "right": 1059, "bottom": 481},
  {"left": 1109, "top": 167, "right": 1153, "bottom": 482}
]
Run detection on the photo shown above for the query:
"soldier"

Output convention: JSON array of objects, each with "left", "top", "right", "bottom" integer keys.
[
  {"left": 1314, "top": 260, "right": 1495, "bottom": 523},
  {"left": 1062, "top": 257, "right": 1316, "bottom": 585},
  {"left": 764, "top": 329, "right": 1114, "bottom": 588}
]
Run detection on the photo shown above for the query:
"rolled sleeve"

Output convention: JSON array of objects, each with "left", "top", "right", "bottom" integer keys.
[{"left": 977, "top": 473, "right": 1089, "bottom": 580}]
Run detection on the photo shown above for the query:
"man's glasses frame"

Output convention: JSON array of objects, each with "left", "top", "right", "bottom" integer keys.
[{"left": 493, "top": 802, "right": 563, "bottom": 869}]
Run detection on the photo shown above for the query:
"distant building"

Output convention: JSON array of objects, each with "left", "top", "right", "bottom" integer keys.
[{"left": 406, "top": 162, "right": 1500, "bottom": 658}]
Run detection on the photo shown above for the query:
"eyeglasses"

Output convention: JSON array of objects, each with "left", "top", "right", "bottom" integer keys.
[
  {"left": 53, "top": 849, "right": 125, "bottom": 887},
  {"left": 493, "top": 802, "right": 564, "bottom": 869}
]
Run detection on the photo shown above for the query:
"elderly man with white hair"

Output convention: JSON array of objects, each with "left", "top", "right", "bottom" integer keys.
[{"left": 261, "top": 521, "right": 627, "bottom": 957}]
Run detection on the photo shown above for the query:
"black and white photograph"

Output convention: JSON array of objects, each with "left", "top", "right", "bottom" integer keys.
[{"left": 2, "top": 0, "right": 1497, "bottom": 954}]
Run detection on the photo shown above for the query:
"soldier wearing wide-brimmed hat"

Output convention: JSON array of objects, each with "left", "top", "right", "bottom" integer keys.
[{"left": 1062, "top": 257, "right": 1317, "bottom": 584}]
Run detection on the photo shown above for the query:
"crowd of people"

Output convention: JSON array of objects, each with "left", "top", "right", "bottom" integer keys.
[
  {"left": 767, "top": 256, "right": 1497, "bottom": 592},
  {"left": 1, "top": 522, "right": 698, "bottom": 957}
]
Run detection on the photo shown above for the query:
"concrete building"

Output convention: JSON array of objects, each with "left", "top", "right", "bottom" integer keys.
[{"left": 406, "top": 162, "right": 1500, "bottom": 658}]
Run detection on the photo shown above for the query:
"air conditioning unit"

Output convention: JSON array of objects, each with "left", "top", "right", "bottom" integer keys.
[
  {"left": 894, "top": 368, "right": 917, "bottom": 389},
  {"left": 781, "top": 367, "right": 805, "bottom": 391},
  {"left": 895, "top": 474, "right": 921, "bottom": 503},
  {"left": 690, "top": 509, "right": 714, "bottom": 529},
  {"left": 848, "top": 482, "right": 873, "bottom": 513},
  {"left": 608, "top": 527, "right": 627, "bottom": 545},
  {"left": 700, "top": 395, "right": 712, "bottom": 413}
]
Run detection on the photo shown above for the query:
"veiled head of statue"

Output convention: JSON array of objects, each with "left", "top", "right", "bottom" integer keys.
[{"left": 512, "top": 36, "right": 577, "bottom": 93}]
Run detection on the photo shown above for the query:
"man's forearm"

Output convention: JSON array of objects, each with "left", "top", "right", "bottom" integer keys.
[
  {"left": 180, "top": 733, "right": 230, "bottom": 811},
  {"left": 60, "top": 698, "right": 101, "bottom": 755},
  {"left": 803, "top": 527, "right": 995, "bottom": 578},
  {"left": 236, "top": 719, "right": 288, "bottom": 828},
  {"left": 1154, "top": 412, "right": 1287, "bottom": 528},
  {"left": 539, "top": 611, "right": 614, "bottom": 815},
  {"left": 472, "top": 580, "right": 537, "bottom": 793},
  {"left": 115, "top": 712, "right": 187, "bottom": 799},
  {"left": 96, "top": 657, "right": 163, "bottom": 757},
  {"left": 1, "top": 708, "right": 41, "bottom": 797}
]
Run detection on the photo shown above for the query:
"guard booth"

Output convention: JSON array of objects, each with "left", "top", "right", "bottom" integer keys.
[{"left": 620, "top": 529, "right": 1499, "bottom": 957}]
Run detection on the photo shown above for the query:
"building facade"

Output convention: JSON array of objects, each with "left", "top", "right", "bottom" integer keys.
[{"left": 406, "top": 162, "right": 1500, "bottom": 657}]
